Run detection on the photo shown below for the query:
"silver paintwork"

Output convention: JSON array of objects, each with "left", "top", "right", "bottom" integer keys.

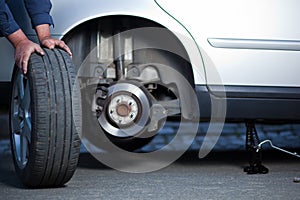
[
  {"left": 208, "top": 38, "right": 300, "bottom": 51},
  {"left": 2, "top": 0, "right": 300, "bottom": 86},
  {"left": 155, "top": 0, "right": 300, "bottom": 87}
]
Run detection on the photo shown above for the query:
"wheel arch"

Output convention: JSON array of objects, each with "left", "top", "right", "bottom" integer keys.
[
  {"left": 6, "top": 0, "right": 206, "bottom": 85},
  {"left": 62, "top": 15, "right": 200, "bottom": 87}
]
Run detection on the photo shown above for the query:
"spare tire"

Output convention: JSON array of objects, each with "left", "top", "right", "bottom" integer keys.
[{"left": 9, "top": 48, "right": 80, "bottom": 188}]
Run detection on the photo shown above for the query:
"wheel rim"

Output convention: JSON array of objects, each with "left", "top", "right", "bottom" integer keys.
[{"left": 11, "top": 71, "right": 31, "bottom": 169}]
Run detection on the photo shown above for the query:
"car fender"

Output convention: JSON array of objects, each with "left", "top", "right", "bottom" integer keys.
[
  {"left": 6, "top": 0, "right": 206, "bottom": 84},
  {"left": 51, "top": 0, "right": 206, "bottom": 85}
]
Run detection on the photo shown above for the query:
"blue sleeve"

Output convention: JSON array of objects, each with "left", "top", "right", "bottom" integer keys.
[
  {"left": 0, "top": 0, "right": 20, "bottom": 37},
  {"left": 24, "top": 0, "right": 54, "bottom": 28}
]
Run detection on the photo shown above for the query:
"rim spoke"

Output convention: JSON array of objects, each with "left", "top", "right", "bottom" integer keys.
[
  {"left": 22, "top": 80, "right": 30, "bottom": 111},
  {"left": 12, "top": 112, "right": 22, "bottom": 134},
  {"left": 16, "top": 73, "right": 25, "bottom": 105},
  {"left": 23, "top": 117, "right": 32, "bottom": 143},
  {"left": 20, "top": 130, "right": 28, "bottom": 165}
]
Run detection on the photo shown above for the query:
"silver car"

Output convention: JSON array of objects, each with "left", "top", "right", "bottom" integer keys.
[{"left": 1, "top": 0, "right": 299, "bottom": 187}]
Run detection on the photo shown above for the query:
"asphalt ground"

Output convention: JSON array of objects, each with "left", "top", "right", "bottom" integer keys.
[
  {"left": 1, "top": 105, "right": 300, "bottom": 199},
  {"left": 0, "top": 149, "right": 299, "bottom": 200}
]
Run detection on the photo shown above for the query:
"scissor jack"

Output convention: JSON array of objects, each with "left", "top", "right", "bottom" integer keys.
[
  {"left": 244, "top": 121, "right": 300, "bottom": 174},
  {"left": 244, "top": 121, "right": 269, "bottom": 174}
]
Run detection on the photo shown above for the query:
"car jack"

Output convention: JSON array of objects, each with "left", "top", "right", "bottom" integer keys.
[
  {"left": 257, "top": 140, "right": 300, "bottom": 158},
  {"left": 244, "top": 121, "right": 269, "bottom": 174}
]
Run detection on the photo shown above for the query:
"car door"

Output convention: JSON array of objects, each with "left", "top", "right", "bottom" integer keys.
[{"left": 155, "top": 0, "right": 300, "bottom": 87}]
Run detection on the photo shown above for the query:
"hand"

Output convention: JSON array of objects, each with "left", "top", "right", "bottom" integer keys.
[
  {"left": 14, "top": 39, "right": 45, "bottom": 75},
  {"left": 36, "top": 24, "right": 72, "bottom": 57},
  {"left": 40, "top": 37, "right": 72, "bottom": 57},
  {"left": 35, "top": 24, "right": 72, "bottom": 57},
  {"left": 7, "top": 29, "right": 45, "bottom": 75}
]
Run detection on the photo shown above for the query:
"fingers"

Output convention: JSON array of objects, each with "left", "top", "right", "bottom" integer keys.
[
  {"left": 42, "top": 38, "right": 73, "bottom": 57},
  {"left": 59, "top": 42, "right": 72, "bottom": 57},
  {"left": 22, "top": 46, "right": 44, "bottom": 74},
  {"left": 16, "top": 52, "right": 30, "bottom": 75},
  {"left": 17, "top": 49, "right": 32, "bottom": 75},
  {"left": 22, "top": 60, "right": 28, "bottom": 75},
  {"left": 15, "top": 40, "right": 45, "bottom": 75},
  {"left": 41, "top": 39, "right": 55, "bottom": 50},
  {"left": 35, "top": 45, "right": 45, "bottom": 56},
  {"left": 15, "top": 38, "right": 72, "bottom": 75}
]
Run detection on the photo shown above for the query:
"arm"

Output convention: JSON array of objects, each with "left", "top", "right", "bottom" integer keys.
[
  {"left": 24, "top": 0, "right": 72, "bottom": 56},
  {"left": 0, "top": 0, "right": 71, "bottom": 74},
  {"left": 1, "top": 0, "right": 44, "bottom": 74},
  {"left": 24, "top": 0, "right": 54, "bottom": 28},
  {"left": 0, "top": 0, "right": 20, "bottom": 37}
]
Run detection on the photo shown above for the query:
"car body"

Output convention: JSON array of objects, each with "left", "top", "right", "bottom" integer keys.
[
  {"left": 3, "top": 0, "right": 300, "bottom": 187},
  {"left": 1, "top": 0, "right": 300, "bottom": 121}
]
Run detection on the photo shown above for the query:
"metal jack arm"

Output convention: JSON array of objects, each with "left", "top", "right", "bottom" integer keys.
[{"left": 257, "top": 140, "right": 300, "bottom": 158}]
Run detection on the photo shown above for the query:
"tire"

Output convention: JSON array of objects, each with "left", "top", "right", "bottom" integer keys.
[{"left": 10, "top": 48, "right": 81, "bottom": 188}]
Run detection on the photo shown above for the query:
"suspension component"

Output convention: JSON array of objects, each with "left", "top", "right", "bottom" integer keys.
[
  {"left": 94, "top": 85, "right": 109, "bottom": 117},
  {"left": 113, "top": 30, "right": 125, "bottom": 80}
]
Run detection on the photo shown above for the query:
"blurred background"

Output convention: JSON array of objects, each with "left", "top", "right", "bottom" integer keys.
[{"left": 1, "top": 104, "right": 300, "bottom": 157}]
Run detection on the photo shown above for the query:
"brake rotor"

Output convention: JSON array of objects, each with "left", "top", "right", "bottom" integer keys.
[{"left": 98, "top": 82, "right": 151, "bottom": 138}]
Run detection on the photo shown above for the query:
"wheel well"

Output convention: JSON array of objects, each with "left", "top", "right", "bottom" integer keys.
[{"left": 63, "top": 15, "right": 195, "bottom": 87}]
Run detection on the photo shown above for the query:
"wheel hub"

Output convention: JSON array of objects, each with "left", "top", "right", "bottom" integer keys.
[
  {"left": 116, "top": 103, "right": 130, "bottom": 117},
  {"left": 98, "top": 82, "right": 151, "bottom": 138},
  {"left": 107, "top": 94, "right": 139, "bottom": 126}
]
